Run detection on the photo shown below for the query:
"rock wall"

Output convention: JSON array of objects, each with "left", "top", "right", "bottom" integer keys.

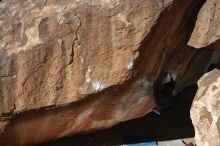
[
  {"left": 0, "top": 0, "right": 219, "bottom": 145},
  {"left": 191, "top": 69, "right": 220, "bottom": 146},
  {"left": 189, "top": 1, "right": 220, "bottom": 145},
  {"left": 1, "top": 0, "right": 160, "bottom": 145}
]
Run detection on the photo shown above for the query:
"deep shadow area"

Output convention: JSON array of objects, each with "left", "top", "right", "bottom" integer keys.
[{"left": 38, "top": 84, "right": 197, "bottom": 146}]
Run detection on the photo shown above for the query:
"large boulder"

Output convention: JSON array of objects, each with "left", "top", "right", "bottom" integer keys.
[
  {"left": 191, "top": 69, "right": 220, "bottom": 146},
  {"left": 188, "top": 0, "right": 220, "bottom": 51},
  {"left": 0, "top": 0, "right": 160, "bottom": 116},
  {"left": 0, "top": 0, "right": 214, "bottom": 145},
  {"left": 0, "top": 0, "right": 170, "bottom": 145}
]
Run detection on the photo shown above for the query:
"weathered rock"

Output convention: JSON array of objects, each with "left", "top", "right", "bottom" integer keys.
[
  {"left": 0, "top": 0, "right": 160, "bottom": 115},
  {"left": 0, "top": 0, "right": 169, "bottom": 145},
  {"left": 188, "top": 0, "right": 220, "bottom": 50},
  {"left": 1, "top": 78, "right": 155, "bottom": 146},
  {"left": 191, "top": 69, "right": 220, "bottom": 146},
  {"left": 0, "top": 0, "right": 215, "bottom": 145}
]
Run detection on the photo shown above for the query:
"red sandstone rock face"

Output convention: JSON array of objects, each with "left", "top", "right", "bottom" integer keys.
[
  {"left": 0, "top": 0, "right": 168, "bottom": 145},
  {"left": 1, "top": 79, "right": 155, "bottom": 146},
  {"left": 0, "top": 0, "right": 217, "bottom": 145},
  {"left": 0, "top": 0, "right": 161, "bottom": 114}
]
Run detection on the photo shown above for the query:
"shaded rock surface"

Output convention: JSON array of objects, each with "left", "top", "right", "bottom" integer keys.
[
  {"left": 39, "top": 85, "right": 197, "bottom": 146},
  {"left": 191, "top": 69, "right": 220, "bottom": 146},
  {"left": 0, "top": 0, "right": 219, "bottom": 145}
]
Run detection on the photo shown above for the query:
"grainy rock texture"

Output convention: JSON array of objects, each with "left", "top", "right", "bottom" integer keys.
[
  {"left": 0, "top": 0, "right": 171, "bottom": 145},
  {"left": 0, "top": 0, "right": 159, "bottom": 114},
  {"left": 191, "top": 69, "right": 220, "bottom": 146},
  {"left": 189, "top": 1, "right": 220, "bottom": 145},
  {"left": 188, "top": 0, "right": 220, "bottom": 50},
  {"left": 0, "top": 0, "right": 218, "bottom": 145}
]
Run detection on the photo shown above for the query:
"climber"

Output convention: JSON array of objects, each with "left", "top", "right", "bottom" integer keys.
[{"left": 151, "top": 72, "right": 176, "bottom": 115}]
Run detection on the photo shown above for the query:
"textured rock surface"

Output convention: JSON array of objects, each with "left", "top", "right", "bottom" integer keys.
[
  {"left": 0, "top": 0, "right": 169, "bottom": 145},
  {"left": 188, "top": 0, "right": 220, "bottom": 50},
  {"left": 191, "top": 69, "right": 220, "bottom": 146},
  {"left": 0, "top": 0, "right": 217, "bottom": 145},
  {"left": 1, "top": 79, "right": 155, "bottom": 146},
  {"left": 0, "top": 0, "right": 160, "bottom": 114}
]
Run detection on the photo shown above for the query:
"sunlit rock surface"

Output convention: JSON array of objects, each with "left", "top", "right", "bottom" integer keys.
[
  {"left": 0, "top": 0, "right": 216, "bottom": 145},
  {"left": 0, "top": 0, "right": 167, "bottom": 145},
  {"left": 191, "top": 69, "right": 220, "bottom": 146},
  {"left": 188, "top": 0, "right": 220, "bottom": 50}
]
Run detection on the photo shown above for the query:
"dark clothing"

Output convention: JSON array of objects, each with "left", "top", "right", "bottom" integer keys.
[{"left": 154, "top": 80, "right": 175, "bottom": 111}]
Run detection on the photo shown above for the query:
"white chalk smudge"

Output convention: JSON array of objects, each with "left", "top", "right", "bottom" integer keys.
[
  {"left": 92, "top": 81, "right": 105, "bottom": 92},
  {"left": 75, "top": 108, "right": 93, "bottom": 126},
  {"left": 127, "top": 61, "right": 133, "bottom": 70},
  {"left": 164, "top": 71, "right": 178, "bottom": 83}
]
